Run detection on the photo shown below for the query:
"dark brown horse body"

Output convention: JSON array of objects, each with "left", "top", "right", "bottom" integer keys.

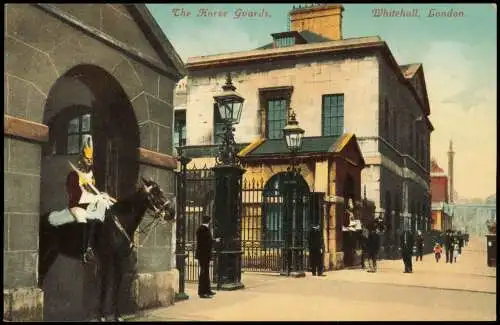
[{"left": 39, "top": 180, "right": 174, "bottom": 321}]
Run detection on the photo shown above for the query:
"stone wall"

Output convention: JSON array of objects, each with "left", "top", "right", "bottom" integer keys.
[{"left": 4, "top": 4, "right": 181, "bottom": 321}]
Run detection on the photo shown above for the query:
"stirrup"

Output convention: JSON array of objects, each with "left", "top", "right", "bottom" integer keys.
[{"left": 83, "top": 247, "right": 95, "bottom": 264}]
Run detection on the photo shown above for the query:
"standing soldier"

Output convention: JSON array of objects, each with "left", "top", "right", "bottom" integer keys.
[{"left": 308, "top": 224, "right": 324, "bottom": 276}]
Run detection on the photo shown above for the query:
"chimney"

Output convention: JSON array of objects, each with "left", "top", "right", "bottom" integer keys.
[
  {"left": 289, "top": 4, "right": 344, "bottom": 41},
  {"left": 447, "top": 140, "right": 455, "bottom": 204}
]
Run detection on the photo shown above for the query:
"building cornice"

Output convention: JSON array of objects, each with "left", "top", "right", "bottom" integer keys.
[{"left": 186, "top": 37, "right": 384, "bottom": 70}]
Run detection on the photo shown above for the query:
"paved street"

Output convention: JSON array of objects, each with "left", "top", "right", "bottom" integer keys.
[{"left": 130, "top": 236, "right": 496, "bottom": 321}]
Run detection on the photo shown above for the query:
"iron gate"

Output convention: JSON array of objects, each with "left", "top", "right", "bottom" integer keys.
[
  {"left": 183, "top": 166, "right": 216, "bottom": 282},
  {"left": 182, "top": 166, "right": 325, "bottom": 280},
  {"left": 241, "top": 174, "right": 322, "bottom": 273}
]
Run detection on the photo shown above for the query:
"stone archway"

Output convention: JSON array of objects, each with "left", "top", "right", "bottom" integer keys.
[{"left": 38, "top": 64, "right": 140, "bottom": 321}]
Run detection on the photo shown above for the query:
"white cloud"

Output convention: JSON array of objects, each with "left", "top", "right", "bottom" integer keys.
[{"left": 425, "top": 41, "right": 497, "bottom": 199}]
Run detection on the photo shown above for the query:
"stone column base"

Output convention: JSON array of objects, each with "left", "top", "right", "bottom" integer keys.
[
  {"left": 3, "top": 287, "right": 43, "bottom": 321},
  {"left": 131, "top": 269, "right": 179, "bottom": 310}
]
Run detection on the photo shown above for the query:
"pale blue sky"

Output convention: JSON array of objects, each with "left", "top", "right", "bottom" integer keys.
[{"left": 147, "top": 3, "right": 497, "bottom": 199}]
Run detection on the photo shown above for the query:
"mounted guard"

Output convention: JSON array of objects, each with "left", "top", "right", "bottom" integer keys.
[{"left": 48, "top": 135, "right": 115, "bottom": 263}]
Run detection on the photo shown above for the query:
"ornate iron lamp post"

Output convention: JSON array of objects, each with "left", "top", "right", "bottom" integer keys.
[
  {"left": 280, "top": 109, "right": 306, "bottom": 277},
  {"left": 212, "top": 72, "right": 245, "bottom": 290},
  {"left": 175, "top": 128, "right": 192, "bottom": 301}
]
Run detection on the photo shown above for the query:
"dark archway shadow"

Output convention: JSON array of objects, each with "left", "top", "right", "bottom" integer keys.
[
  {"left": 38, "top": 64, "right": 140, "bottom": 321},
  {"left": 342, "top": 174, "right": 356, "bottom": 267}
]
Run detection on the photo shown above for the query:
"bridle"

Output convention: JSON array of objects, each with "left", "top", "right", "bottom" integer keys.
[{"left": 112, "top": 185, "right": 173, "bottom": 250}]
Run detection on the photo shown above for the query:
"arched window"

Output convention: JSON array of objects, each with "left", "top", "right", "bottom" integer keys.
[
  {"left": 46, "top": 106, "right": 92, "bottom": 156},
  {"left": 262, "top": 172, "right": 310, "bottom": 248}
]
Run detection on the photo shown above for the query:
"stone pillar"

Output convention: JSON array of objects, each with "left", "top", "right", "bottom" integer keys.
[
  {"left": 212, "top": 165, "right": 245, "bottom": 290},
  {"left": 4, "top": 136, "right": 44, "bottom": 321}
]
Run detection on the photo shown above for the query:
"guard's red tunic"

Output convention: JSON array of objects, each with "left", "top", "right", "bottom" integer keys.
[{"left": 66, "top": 170, "right": 95, "bottom": 209}]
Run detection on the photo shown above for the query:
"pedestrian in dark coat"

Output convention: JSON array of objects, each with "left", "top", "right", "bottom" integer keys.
[
  {"left": 366, "top": 226, "right": 380, "bottom": 273},
  {"left": 457, "top": 231, "right": 464, "bottom": 254},
  {"left": 415, "top": 230, "right": 424, "bottom": 261},
  {"left": 400, "top": 229, "right": 414, "bottom": 273},
  {"left": 308, "top": 224, "right": 325, "bottom": 276},
  {"left": 196, "top": 215, "right": 219, "bottom": 298},
  {"left": 444, "top": 229, "right": 454, "bottom": 264},
  {"left": 359, "top": 226, "right": 369, "bottom": 269}
]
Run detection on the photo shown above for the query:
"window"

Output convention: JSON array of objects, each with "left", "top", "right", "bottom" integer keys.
[
  {"left": 322, "top": 94, "right": 344, "bottom": 137},
  {"left": 66, "top": 113, "right": 91, "bottom": 155},
  {"left": 213, "top": 103, "right": 225, "bottom": 145},
  {"left": 173, "top": 110, "right": 187, "bottom": 149},
  {"left": 266, "top": 98, "right": 288, "bottom": 140},
  {"left": 274, "top": 36, "right": 296, "bottom": 48},
  {"left": 259, "top": 87, "right": 292, "bottom": 139}
]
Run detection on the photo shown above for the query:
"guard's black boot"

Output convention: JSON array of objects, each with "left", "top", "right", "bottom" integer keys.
[{"left": 83, "top": 222, "right": 96, "bottom": 264}]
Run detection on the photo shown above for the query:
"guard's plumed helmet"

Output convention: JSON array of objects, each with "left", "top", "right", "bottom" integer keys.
[{"left": 81, "top": 134, "right": 93, "bottom": 159}]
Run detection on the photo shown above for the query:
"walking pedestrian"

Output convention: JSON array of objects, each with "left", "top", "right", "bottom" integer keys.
[
  {"left": 415, "top": 230, "right": 424, "bottom": 261},
  {"left": 457, "top": 231, "right": 464, "bottom": 255},
  {"left": 453, "top": 241, "right": 460, "bottom": 263},
  {"left": 367, "top": 224, "right": 380, "bottom": 273},
  {"left": 444, "top": 229, "right": 454, "bottom": 264},
  {"left": 400, "top": 229, "right": 414, "bottom": 273},
  {"left": 308, "top": 224, "right": 325, "bottom": 276},
  {"left": 433, "top": 242, "right": 443, "bottom": 263},
  {"left": 195, "top": 215, "right": 220, "bottom": 298},
  {"left": 360, "top": 225, "right": 369, "bottom": 269}
]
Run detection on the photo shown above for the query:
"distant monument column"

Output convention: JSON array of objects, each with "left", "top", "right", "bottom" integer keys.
[{"left": 448, "top": 140, "right": 455, "bottom": 204}]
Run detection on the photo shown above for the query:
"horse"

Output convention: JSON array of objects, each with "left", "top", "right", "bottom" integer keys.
[{"left": 38, "top": 178, "right": 176, "bottom": 321}]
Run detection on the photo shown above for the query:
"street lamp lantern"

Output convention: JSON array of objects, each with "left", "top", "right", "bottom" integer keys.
[
  {"left": 283, "top": 109, "right": 304, "bottom": 153},
  {"left": 213, "top": 73, "right": 245, "bottom": 125},
  {"left": 280, "top": 109, "right": 306, "bottom": 278},
  {"left": 213, "top": 72, "right": 245, "bottom": 167}
]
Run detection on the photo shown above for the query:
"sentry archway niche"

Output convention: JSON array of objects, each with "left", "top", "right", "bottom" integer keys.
[{"left": 39, "top": 64, "right": 140, "bottom": 321}]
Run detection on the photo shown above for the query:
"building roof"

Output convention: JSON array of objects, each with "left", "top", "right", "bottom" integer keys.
[
  {"left": 400, "top": 63, "right": 422, "bottom": 79},
  {"left": 182, "top": 143, "right": 250, "bottom": 159},
  {"left": 127, "top": 4, "right": 186, "bottom": 79},
  {"left": 239, "top": 133, "right": 364, "bottom": 165},
  {"left": 431, "top": 158, "right": 447, "bottom": 175},
  {"left": 186, "top": 36, "right": 384, "bottom": 67},
  {"left": 245, "top": 135, "right": 340, "bottom": 156},
  {"left": 256, "top": 30, "right": 333, "bottom": 50}
]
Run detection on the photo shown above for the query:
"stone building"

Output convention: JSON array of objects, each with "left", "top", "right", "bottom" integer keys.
[
  {"left": 177, "top": 4, "right": 432, "bottom": 260},
  {"left": 4, "top": 4, "right": 184, "bottom": 321}
]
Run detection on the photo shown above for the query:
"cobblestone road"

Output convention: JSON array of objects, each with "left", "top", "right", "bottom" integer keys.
[{"left": 129, "top": 236, "right": 496, "bottom": 321}]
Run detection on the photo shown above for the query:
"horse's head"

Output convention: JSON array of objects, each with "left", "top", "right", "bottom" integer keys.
[{"left": 141, "top": 178, "right": 176, "bottom": 221}]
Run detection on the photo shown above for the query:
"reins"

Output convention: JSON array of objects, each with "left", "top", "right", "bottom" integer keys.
[{"left": 110, "top": 193, "right": 169, "bottom": 250}]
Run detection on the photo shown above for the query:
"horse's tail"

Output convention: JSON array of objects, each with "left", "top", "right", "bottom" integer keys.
[{"left": 38, "top": 212, "right": 58, "bottom": 288}]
